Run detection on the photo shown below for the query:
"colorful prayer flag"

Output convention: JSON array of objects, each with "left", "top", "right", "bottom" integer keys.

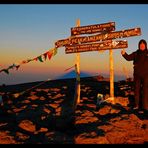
[
  {"left": 43, "top": 52, "right": 48, "bottom": 61},
  {"left": 53, "top": 47, "right": 58, "bottom": 56},
  {"left": 37, "top": 55, "right": 44, "bottom": 62},
  {"left": 3, "top": 69, "right": 9, "bottom": 74},
  {"left": 47, "top": 51, "right": 53, "bottom": 60}
]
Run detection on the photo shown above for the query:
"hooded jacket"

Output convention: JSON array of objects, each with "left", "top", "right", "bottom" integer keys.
[{"left": 122, "top": 40, "right": 148, "bottom": 78}]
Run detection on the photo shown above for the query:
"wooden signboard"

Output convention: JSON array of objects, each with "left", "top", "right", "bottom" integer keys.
[
  {"left": 65, "top": 40, "right": 128, "bottom": 54},
  {"left": 55, "top": 27, "right": 141, "bottom": 48},
  {"left": 55, "top": 20, "right": 142, "bottom": 105},
  {"left": 71, "top": 22, "right": 115, "bottom": 36}
]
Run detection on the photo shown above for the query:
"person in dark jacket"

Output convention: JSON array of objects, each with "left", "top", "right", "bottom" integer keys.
[{"left": 121, "top": 39, "right": 148, "bottom": 111}]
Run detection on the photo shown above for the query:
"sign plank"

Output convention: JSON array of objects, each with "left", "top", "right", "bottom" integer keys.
[
  {"left": 55, "top": 27, "right": 141, "bottom": 48},
  {"left": 65, "top": 40, "right": 128, "bottom": 54},
  {"left": 71, "top": 22, "right": 115, "bottom": 36}
]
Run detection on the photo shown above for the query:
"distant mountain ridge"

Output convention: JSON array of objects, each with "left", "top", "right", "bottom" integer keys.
[
  {"left": 56, "top": 70, "right": 92, "bottom": 80},
  {"left": 56, "top": 70, "right": 125, "bottom": 82}
]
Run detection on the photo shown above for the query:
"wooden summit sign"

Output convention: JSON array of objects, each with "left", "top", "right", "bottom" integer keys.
[
  {"left": 71, "top": 22, "right": 115, "bottom": 35},
  {"left": 65, "top": 40, "right": 128, "bottom": 54},
  {"left": 55, "top": 27, "right": 141, "bottom": 48},
  {"left": 55, "top": 20, "right": 142, "bottom": 105}
]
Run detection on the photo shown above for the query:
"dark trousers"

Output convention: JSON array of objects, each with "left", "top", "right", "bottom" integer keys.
[{"left": 134, "top": 75, "right": 148, "bottom": 110}]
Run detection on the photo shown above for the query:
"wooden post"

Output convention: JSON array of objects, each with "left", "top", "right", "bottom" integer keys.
[
  {"left": 76, "top": 47, "right": 80, "bottom": 104},
  {"left": 73, "top": 19, "right": 81, "bottom": 110},
  {"left": 109, "top": 49, "right": 114, "bottom": 101}
]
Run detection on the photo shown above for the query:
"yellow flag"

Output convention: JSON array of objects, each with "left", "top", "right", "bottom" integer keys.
[{"left": 52, "top": 47, "right": 58, "bottom": 56}]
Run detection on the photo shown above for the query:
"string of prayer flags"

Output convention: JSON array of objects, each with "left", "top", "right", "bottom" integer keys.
[
  {"left": 0, "top": 46, "right": 58, "bottom": 75},
  {"left": 8, "top": 64, "right": 15, "bottom": 70},
  {"left": 13, "top": 63, "right": 21, "bottom": 70},
  {"left": 20, "top": 59, "right": 32, "bottom": 65},
  {"left": 0, "top": 69, "right": 10, "bottom": 74},
  {"left": 0, "top": 63, "right": 21, "bottom": 74},
  {"left": 32, "top": 47, "right": 58, "bottom": 62}
]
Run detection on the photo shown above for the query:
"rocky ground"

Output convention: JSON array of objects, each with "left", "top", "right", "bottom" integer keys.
[{"left": 0, "top": 77, "right": 148, "bottom": 144}]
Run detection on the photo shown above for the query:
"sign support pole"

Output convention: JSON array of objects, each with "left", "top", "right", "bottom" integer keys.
[
  {"left": 76, "top": 50, "right": 80, "bottom": 104},
  {"left": 73, "top": 19, "right": 81, "bottom": 110},
  {"left": 109, "top": 49, "right": 115, "bottom": 103}
]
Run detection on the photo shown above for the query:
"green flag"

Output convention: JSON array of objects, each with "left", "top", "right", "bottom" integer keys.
[
  {"left": 37, "top": 55, "right": 44, "bottom": 62},
  {"left": 3, "top": 69, "right": 9, "bottom": 74}
]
